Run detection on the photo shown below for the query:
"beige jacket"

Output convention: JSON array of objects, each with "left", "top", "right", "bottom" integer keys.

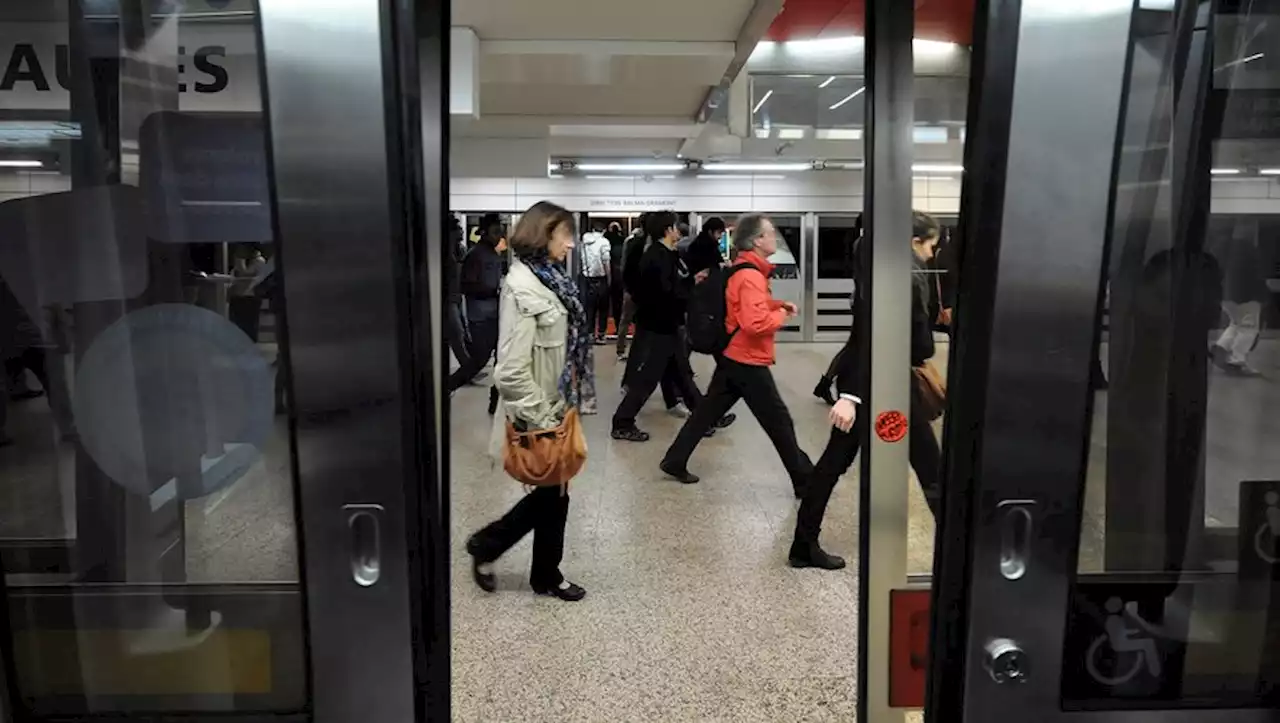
[{"left": 488, "top": 258, "right": 574, "bottom": 460}]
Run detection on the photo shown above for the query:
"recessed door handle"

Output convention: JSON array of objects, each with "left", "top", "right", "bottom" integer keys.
[
  {"left": 345, "top": 503, "right": 384, "bottom": 587},
  {"left": 998, "top": 499, "right": 1036, "bottom": 580}
]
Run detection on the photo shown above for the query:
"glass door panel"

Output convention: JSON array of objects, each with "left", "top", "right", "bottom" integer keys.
[
  {"left": 931, "top": 0, "right": 1280, "bottom": 721},
  {"left": 0, "top": 0, "right": 438, "bottom": 720}
]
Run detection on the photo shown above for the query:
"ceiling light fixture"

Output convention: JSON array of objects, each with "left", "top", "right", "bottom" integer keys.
[
  {"left": 828, "top": 87, "right": 865, "bottom": 110},
  {"left": 1210, "top": 167, "right": 1242, "bottom": 175},
  {"left": 702, "top": 162, "right": 812, "bottom": 172},
  {"left": 0, "top": 160, "right": 43, "bottom": 167},
  {"left": 752, "top": 89, "right": 774, "bottom": 115},
  {"left": 818, "top": 76, "right": 836, "bottom": 88},
  {"left": 1259, "top": 168, "right": 1280, "bottom": 175},
  {"left": 575, "top": 163, "right": 685, "bottom": 172},
  {"left": 778, "top": 128, "right": 806, "bottom": 140},
  {"left": 912, "top": 163, "right": 964, "bottom": 173}
]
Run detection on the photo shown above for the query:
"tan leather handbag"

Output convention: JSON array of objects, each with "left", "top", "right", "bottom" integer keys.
[
  {"left": 911, "top": 361, "right": 947, "bottom": 422},
  {"left": 503, "top": 408, "right": 587, "bottom": 487}
]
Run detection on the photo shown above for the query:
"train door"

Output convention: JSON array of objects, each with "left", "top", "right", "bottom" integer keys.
[
  {"left": 0, "top": 1, "right": 444, "bottom": 721},
  {"left": 929, "top": 0, "right": 1280, "bottom": 721}
]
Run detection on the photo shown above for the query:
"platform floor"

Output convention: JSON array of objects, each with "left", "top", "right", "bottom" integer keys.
[{"left": 1, "top": 338, "right": 1277, "bottom": 721}]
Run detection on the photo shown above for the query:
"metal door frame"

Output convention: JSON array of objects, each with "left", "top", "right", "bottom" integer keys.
[
  {"left": 258, "top": 0, "right": 446, "bottom": 720},
  {"left": 926, "top": 0, "right": 1279, "bottom": 721}
]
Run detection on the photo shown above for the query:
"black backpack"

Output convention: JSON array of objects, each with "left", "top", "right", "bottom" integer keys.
[{"left": 686, "top": 264, "right": 753, "bottom": 355}]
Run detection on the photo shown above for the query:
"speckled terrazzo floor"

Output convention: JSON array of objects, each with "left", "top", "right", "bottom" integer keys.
[{"left": 450, "top": 344, "right": 935, "bottom": 722}]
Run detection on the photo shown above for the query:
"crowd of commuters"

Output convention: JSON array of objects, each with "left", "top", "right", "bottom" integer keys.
[
  {"left": 456, "top": 200, "right": 1280, "bottom": 598},
  {"left": 455, "top": 201, "right": 956, "bottom": 600}
]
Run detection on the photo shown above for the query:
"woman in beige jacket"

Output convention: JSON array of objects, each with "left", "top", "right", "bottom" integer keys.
[{"left": 466, "top": 201, "right": 592, "bottom": 602}]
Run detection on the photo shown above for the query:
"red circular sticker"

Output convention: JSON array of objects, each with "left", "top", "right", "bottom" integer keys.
[{"left": 875, "top": 410, "right": 909, "bottom": 443}]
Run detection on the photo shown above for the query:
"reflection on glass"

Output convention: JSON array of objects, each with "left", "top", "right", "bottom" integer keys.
[
  {"left": 1069, "top": 2, "right": 1280, "bottom": 709},
  {"left": 0, "top": 4, "right": 304, "bottom": 716}
]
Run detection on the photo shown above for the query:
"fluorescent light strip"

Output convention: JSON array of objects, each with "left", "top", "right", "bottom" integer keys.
[
  {"left": 1210, "top": 167, "right": 1242, "bottom": 175},
  {"left": 778, "top": 128, "right": 806, "bottom": 140},
  {"left": 828, "top": 87, "right": 865, "bottom": 110},
  {"left": 912, "top": 163, "right": 963, "bottom": 173},
  {"left": 752, "top": 89, "right": 774, "bottom": 115},
  {"left": 1260, "top": 168, "right": 1280, "bottom": 176},
  {"left": 817, "top": 128, "right": 862, "bottom": 140},
  {"left": 818, "top": 76, "right": 836, "bottom": 88},
  {"left": 696, "top": 175, "right": 787, "bottom": 180},
  {"left": 0, "top": 160, "right": 43, "bottom": 167},
  {"left": 702, "top": 162, "right": 811, "bottom": 172},
  {"left": 576, "top": 163, "right": 684, "bottom": 172}
]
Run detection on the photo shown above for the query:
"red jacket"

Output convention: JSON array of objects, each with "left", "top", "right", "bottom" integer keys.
[{"left": 724, "top": 251, "right": 788, "bottom": 366}]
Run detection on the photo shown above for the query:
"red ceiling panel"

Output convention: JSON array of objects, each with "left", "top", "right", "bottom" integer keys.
[{"left": 765, "top": 0, "right": 975, "bottom": 45}]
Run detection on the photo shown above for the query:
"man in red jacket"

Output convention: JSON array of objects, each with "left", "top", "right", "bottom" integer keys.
[{"left": 659, "top": 213, "right": 813, "bottom": 497}]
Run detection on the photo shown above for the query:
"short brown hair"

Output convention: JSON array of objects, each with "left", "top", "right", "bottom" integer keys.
[{"left": 509, "top": 201, "right": 575, "bottom": 259}]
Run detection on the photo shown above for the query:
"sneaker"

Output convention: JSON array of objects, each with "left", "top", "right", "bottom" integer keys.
[
  {"left": 617, "top": 352, "right": 628, "bottom": 362},
  {"left": 582, "top": 401, "right": 598, "bottom": 416},
  {"left": 667, "top": 403, "right": 691, "bottom": 419},
  {"left": 611, "top": 426, "right": 650, "bottom": 442},
  {"left": 1225, "top": 361, "right": 1262, "bottom": 377},
  {"left": 713, "top": 413, "right": 737, "bottom": 430}
]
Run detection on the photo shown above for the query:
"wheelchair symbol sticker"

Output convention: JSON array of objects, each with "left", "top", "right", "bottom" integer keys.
[
  {"left": 1253, "top": 491, "right": 1280, "bottom": 564},
  {"left": 1086, "top": 597, "right": 1163, "bottom": 687}
]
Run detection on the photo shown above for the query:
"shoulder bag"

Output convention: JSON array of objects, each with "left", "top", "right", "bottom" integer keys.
[
  {"left": 503, "top": 407, "right": 587, "bottom": 487},
  {"left": 912, "top": 362, "right": 947, "bottom": 422}
]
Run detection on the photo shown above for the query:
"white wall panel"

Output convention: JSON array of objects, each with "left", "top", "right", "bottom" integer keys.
[{"left": 450, "top": 138, "right": 550, "bottom": 177}]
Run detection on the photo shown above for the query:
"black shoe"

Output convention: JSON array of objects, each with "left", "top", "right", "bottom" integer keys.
[
  {"left": 611, "top": 426, "right": 650, "bottom": 442},
  {"left": 714, "top": 413, "right": 737, "bottom": 430},
  {"left": 465, "top": 535, "right": 496, "bottom": 593},
  {"left": 788, "top": 542, "right": 846, "bottom": 570},
  {"left": 813, "top": 378, "right": 836, "bottom": 405},
  {"left": 702, "top": 426, "right": 717, "bottom": 438},
  {"left": 532, "top": 580, "right": 587, "bottom": 601},
  {"left": 660, "top": 461, "right": 700, "bottom": 484},
  {"left": 487, "top": 392, "right": 499, "bottom": 416},
  {"left": 1209, "top": 343, "right": 1231, "bottom": 371}
]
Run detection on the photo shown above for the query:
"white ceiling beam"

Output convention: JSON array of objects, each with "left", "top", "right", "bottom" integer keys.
[
  {"left": 482, "top": 40, "right": 735, "bottom": 59},
  {"left": 681, "top": 0, "right": 784, "bottom": 158},
  {"left": 450, "top": 27, "right": 481, "bottom": 118}
]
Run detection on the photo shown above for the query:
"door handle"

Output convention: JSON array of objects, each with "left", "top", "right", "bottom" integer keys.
[
  {"left": 997, "top": 499, "right": 1036, "bottom": 580},
  {"left": 345, "top": 503, "right": 384, "bottom": 587}
]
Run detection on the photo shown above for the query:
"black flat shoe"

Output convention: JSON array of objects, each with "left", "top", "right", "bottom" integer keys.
[
  {"left": 465, "top": 536, "right": 496, "bottom": 593},
  {"left": 788, "top": 542, "right": 846, "bottom": 570},
  {"left": 714, "top": 413, "right": 737, "bottom": 429},
  {"left": 611, "top": 426, "right": 650, "bottom": 442},
  {"left": 532, "top": 580, "right": 586, "bottom": 602},
  {"left": 660, "top": 461, "right": 700, "bottom": 484}
]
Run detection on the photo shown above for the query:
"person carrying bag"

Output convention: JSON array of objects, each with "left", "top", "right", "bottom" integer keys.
[{"left": 465, "top": 201, "right": 592, "bottom": 603}]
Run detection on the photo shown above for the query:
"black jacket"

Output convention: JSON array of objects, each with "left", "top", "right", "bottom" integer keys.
[
  {"left": 606, "top": 230, "right": 627, "bottom": 276},
  {"left": 622, "top": 232, "right": 647, "bottom": 296},
  {"left": 835, "top": 245, "right": 935, "bottom": 398},
  {"left": 460, "top": 241, "right": 504, "bottom": 320},
  {"left": 684, "top": 231, "right": 723, "bottom": 276},
  {"left": 632, "top": 240, "right": 690, "bottom": 334}
]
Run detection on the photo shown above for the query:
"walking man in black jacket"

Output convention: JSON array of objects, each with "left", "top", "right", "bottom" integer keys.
[
  {"left": 611, "top": 211, "right": 734, "bottom": 442},
  {"left": 449, "top": 214, "right": 506, "bottom": 393}
]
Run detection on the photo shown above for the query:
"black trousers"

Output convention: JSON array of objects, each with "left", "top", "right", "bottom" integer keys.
[
  {"left": 794, "top": 396, "right": 941, "bottom": 545},
  {"left": 469, "top": 486, "right": 570, "bottom": 588},
  {"left": 228, "top": 295, "right": 262, "bottom": 342},
  {"left": 613, "top": 329, "right": 701, "bottom": 429},
  {"left": 583, "top": 276, "right": 609, "bottom": 338},
  {"left": 1, "top": 347, "right": 73, "bottom": 434},
  {"left": 610, "top": 276, "right": 625, "bottom": 330},
  {"left": 446, "top": 299, "right": 472, "bottom": 371},
  {"left": 662, "top": 357, "right": 813, "bottom": 490},
  {"left": 448, "top": 315, "right": 498, "bottom": 392}
]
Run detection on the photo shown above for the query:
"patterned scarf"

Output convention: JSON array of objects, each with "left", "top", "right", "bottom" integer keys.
[{"left": 525, "top": 256, "right": 592, "bottom": 408}]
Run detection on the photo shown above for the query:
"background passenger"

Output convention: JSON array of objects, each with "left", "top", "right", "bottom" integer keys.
[
  {"left": 685, "top": 216, "right": 727, "bottom": 278},
  {"left": 449, "top": 213, "right": 506, "bottom": 394},
  {"left": 792, "top": 210, "right": 945, "bottom": 571},
  {"left": 606, "top": 221, "right": 627, "bottom": 339},
  {"left": 579, "top": 219, "right": 612, "bottom": 344},
  {"left": 466, "top": 201, "right": 589, "bottom": 603}
]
